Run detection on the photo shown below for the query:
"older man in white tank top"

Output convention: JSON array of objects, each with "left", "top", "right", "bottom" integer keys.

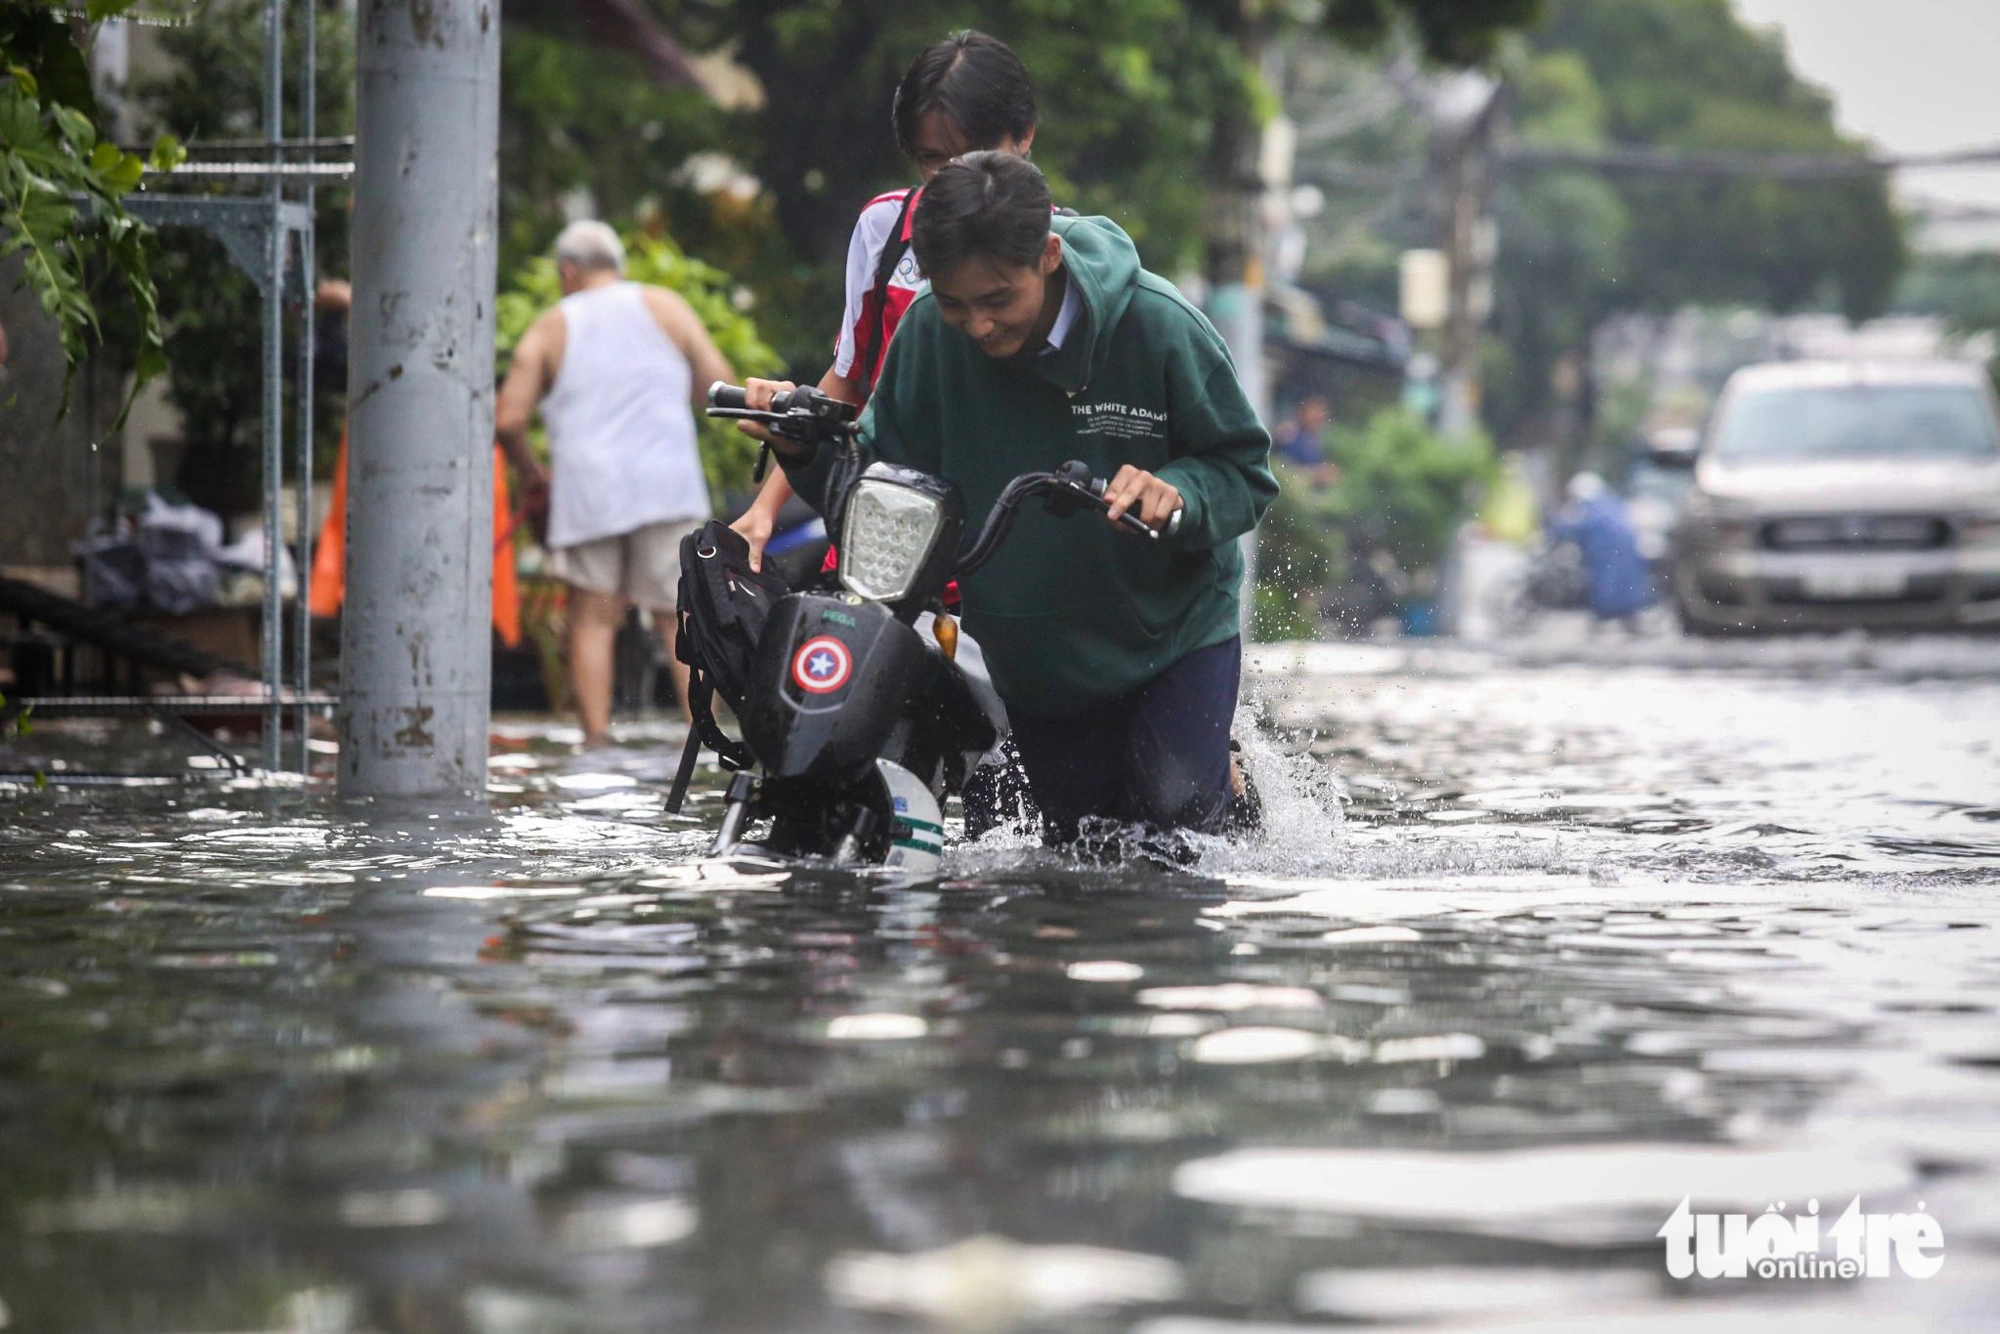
[{"left": 497, "top": 221, "right": 733, "bottom": 747}]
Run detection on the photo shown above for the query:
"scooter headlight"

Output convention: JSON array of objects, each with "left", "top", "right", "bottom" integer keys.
[{"left": 840, "top": 479, "right": 947, "bottom": 603}]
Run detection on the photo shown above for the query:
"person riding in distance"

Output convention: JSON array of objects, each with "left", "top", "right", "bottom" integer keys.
[
  {"left": 729, "top": 30, "right": 1037, "bottom": 571},
  {"left": 745, "top": 153, "right": 1276, "bottom": 839},
  {"left": 1548, "top": 471, "right": 1653, "bottom": 628}
]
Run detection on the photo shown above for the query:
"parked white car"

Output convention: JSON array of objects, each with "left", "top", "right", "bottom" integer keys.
[{"left": 1671, "top": 360, "right": 2000, "bottom": 634}]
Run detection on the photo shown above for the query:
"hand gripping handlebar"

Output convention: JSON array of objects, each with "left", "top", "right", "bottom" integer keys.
[{"left": 704, "top": 382, "right": 860, "bottom": 479}]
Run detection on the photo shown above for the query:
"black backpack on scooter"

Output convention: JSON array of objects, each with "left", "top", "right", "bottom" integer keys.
[{"left": 667, "top": 520, "right": 790, "bottom": 813}]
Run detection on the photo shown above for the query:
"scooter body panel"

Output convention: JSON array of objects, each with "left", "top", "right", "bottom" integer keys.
[{"left": 742, "top": 593, "right": 927, "bottom": 782}]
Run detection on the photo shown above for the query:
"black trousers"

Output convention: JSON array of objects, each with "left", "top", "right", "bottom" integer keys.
[{"left": 1007, "top": 635, "right": 1242, "bottom": 840}]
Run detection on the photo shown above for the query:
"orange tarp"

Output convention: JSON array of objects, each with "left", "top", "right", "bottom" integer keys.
[{"left": 309, "top": 433, "right": 522, "bottom": 647}]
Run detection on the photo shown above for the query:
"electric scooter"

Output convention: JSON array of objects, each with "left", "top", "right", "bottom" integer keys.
[{"left": 688, "top": 381, "right": 1168, "bottom": 870}]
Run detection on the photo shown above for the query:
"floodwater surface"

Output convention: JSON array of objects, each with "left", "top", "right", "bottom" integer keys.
[{"left": 2, "top": 636, "right": 1998, "bottom": 1332}]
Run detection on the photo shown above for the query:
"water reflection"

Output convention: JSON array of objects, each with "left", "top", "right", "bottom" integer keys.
[{"left": 0, "top": 647, "right": 1996, "bottom": 1329}]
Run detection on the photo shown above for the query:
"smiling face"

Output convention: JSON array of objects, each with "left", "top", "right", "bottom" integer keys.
[
  {"left": 926, "top": 235, "right": 1064, "bottom": 359},
  {"left": 908, "top": 109, "right": 1035, "bottom": 182}
]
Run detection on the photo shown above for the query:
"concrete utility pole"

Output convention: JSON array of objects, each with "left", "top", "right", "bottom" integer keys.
[
  {"left": 340, "top": 0, "right": 499, "bottom": 799},
  {"left": 1201, "top": 17, "right": 1282, "bottom": 637},
  {"left": 1436, "top": 77, "right": 1502, "bottom": 439}
]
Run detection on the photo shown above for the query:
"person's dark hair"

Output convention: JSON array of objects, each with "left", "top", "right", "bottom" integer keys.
[
  {"left": 892, "top": 30, "right": 1037, "bottom": 158},
  {"left": 911, "top": 152, "right": 1054, "bottom": 279}
]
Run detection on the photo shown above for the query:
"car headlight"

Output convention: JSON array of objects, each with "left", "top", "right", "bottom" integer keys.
[
  {"left": 1684, "top": 492, "right": 1756, "bottom": 547},
  {"left": 1960, "top": 515, "right": 2000, "bottom": 548},
  {"left": 840, "top": 479, "right": 946, "bottom": 603}
]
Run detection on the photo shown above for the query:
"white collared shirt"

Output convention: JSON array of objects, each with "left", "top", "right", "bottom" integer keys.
[{"left": 1040, "top": 272, "right": 1082, "bottom": 356}]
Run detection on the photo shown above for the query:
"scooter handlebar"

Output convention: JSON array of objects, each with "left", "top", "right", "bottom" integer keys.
[
  {"left": 953, "top": 462, "right": 1181, "bottom": 580},
  {"left": 1079, "top": 474, "right": 1179, "bottom": 539},
  {"left": 705, "top": 382, "right": 856, "bottom": 423}
]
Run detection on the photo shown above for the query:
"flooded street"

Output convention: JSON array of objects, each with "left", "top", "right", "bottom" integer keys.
[{"left": 3, "top": 635, "right": 1999, "bottom": 1332}]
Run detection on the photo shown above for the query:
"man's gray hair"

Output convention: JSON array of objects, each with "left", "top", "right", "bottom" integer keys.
[{"left": 554, "top": 220, "right": 626, "bottom": 274}]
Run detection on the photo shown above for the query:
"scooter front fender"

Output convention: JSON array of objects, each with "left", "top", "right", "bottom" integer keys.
[{"left": 876, "top": 758, "right": 944, "bottom": 872}]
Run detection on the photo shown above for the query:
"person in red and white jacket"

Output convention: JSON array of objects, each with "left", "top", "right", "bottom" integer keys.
[{"left": 729, "top": 30, "right": 1037, "bottom": 570}]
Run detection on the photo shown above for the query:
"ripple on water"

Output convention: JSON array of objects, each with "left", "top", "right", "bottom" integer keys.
[
  {"left": 1172, "top": 1142, "right": 1916, "bottom": 1245},
  {"left": 1296, "top": 1266, "right": 1658, "bottom": 1322},
  {"left": 826, "top": 1235, "right": 1184, "bottom": 1325}
]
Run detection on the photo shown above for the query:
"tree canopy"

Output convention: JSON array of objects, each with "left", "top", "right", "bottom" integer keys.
[
  {"left": 0, "top": 1, "right": 181, "bottom": 420},
  {"left": 1527, "top": 0, "right": 1902, "bottom": 320},
  {"left": 504, "top": 0, "right": 1542, "bottom": 367},
  {"left": 1896, "top": 249, "right": 2000, "bottom": 392},
  {"left": 1481, "top": 0, "right": 1905, "bottom": 448},
  {"left": 9, "top": 1, "right": 1547, "bottom": 402}
]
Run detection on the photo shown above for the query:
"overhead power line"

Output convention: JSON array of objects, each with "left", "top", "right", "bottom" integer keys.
[
  {"left": 1500, "top": 142, "right": 2000, "bottom": 179},
  {"left": 1301, "top": 142, "right": 2000, "bottom": 190}
]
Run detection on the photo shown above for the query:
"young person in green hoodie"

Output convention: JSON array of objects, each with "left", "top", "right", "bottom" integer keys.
[{"left": 750, "top": 152, "right": 1276, "bottom": 839}]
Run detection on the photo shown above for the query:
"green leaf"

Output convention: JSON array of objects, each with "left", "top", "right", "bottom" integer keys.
[
  {"left": 0, "top": 6, "right": 169, "bottom": 426},
  {"left": 50, "top": 102, "right": 94, "bottom": 151},
  {"left": 149, "top": 133, "right": 186, "bottom": 172},
  {"left": 99, "top": 149, "right": 143, "bottom": 194}
]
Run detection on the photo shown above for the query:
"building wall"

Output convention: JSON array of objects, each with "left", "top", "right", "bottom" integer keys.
[{"left": 0, "top": 258, "right": 126, "bottom": 571}]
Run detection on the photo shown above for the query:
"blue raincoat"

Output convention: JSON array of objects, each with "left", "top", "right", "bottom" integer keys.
[{"left": 1549, "top": 493, "right": 1654, "bottom": 620}]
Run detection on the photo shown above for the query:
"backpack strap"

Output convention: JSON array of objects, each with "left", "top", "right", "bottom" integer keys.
[
  {"left": 666, "top": 665, "right": 754, "bottom": 814},
  {"left": 858, "top": 187, "right": 919, "bottom": 391},
  {"left": 666, "top": 715, "right": 705, "bottom": 815},
  {"left": 666, "top": 530, "right": 760, "bottom": 815}
]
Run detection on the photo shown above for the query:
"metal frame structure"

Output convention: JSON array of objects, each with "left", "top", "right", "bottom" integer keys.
[{"left": 66, "top": 0, "right": 344, "bottom": 779}]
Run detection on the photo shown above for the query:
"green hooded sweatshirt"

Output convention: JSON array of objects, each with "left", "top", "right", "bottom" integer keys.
[{"left": 787, "top": 214, "right": 1276, "bottom": 721}]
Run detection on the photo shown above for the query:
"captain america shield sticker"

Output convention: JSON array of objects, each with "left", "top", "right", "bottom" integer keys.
[{"left": 791, "top": 636, "right": 853, "bottom": 693}]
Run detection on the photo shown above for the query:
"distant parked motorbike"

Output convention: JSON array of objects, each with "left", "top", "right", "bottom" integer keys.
[
  {"left": 1489, "top": 537, "right": 1589, "bottom": 635},
  {"left": 673, "top": 382, "right": 1167, "bottom": 871}
]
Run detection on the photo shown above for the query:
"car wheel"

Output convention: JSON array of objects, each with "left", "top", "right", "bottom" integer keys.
[{"left": 1674, "top": 594, "right": 1731, "bottom": 638}]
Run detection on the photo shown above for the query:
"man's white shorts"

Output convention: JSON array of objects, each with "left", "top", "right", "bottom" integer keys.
[{"left": 547, "top": 518, "right": 703, "bottom": 612}]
